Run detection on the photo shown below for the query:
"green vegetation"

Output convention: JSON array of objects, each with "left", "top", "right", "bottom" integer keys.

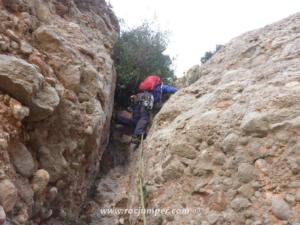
[
  {"left": 200, "top": 44, "right": 224, "bottom": 64},
  {"left": 113, "top": 23, "right": 176, "bottom": 105}
]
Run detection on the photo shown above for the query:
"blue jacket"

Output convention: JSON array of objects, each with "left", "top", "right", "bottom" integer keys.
[{"left": 153, "top": 84, "right": 177, "bottom": 104}]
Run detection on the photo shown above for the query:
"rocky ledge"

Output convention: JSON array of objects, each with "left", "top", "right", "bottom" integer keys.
[
  {"left": 130, "top": 13, "right": 300, "bottom": 225},
  {"left": 0, "top": 0, "right": 118, "bottom": 224}
]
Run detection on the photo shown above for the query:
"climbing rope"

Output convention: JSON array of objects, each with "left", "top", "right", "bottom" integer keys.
[{"left": 137, "top": 134, "right": 147, "bottom": 225}]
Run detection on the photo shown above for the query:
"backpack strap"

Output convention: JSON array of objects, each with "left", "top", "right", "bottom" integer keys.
[{"left": 159, "top": 83, "right": 163, "bottom": 104}]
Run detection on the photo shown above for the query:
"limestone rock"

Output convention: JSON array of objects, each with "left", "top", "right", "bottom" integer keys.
[
  {"left": 0, "top": 55, "right": 60, "bottom": 121},
  {"left": 0, "top": 0, "right": 118, "bottom": 223},
  {"left": 133, "top": 13, "right": 300, "bottom": 225},
  {"left": 271, "top": 196, "right": 291, "bottom": 220},
  {"left": 9, "top": 140, "right": 35, "bottom": 177},
  {"left": 32, "top": 169, "right": 50, "bottom": 194},
  {"left": 0, "top": 180, "right": 18, "bottom": 212}
]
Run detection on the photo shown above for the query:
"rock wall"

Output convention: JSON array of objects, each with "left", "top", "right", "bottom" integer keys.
[
  {"left": 136, "top": 13, "right": 300, "bottom": 225},
  {"left": 178, "top": 64, "right": 202, "bottom": 88},
  {"left": 0, "top": 0, "right": 118, "bottom": 224}
]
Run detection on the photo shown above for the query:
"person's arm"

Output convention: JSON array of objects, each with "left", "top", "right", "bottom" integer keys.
[{"left": 161, "top": 85, "right": 177, "bottom": 94}]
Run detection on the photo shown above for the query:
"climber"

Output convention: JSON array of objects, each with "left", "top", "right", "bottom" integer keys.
[{"left": 116, "top": 75, "right": 177, "bottom": 148}]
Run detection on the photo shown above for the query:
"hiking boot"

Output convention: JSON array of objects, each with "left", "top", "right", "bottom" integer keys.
[{"left": 129, "top": 142, "right": 139, "bottom": 151}]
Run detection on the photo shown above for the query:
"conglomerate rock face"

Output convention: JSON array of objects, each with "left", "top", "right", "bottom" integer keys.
[
  {"left": 0, "top": 0, "right": 118, "bottom": 223},
  {"left": 133, "top": 13, "right": 300, "bottom": 225}
]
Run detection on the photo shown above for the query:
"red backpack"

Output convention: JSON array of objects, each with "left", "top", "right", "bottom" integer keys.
[{"left": 139, "top": 75, "right": 161, "bottom": 92}]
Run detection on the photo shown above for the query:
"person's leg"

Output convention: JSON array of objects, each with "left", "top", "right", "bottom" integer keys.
[
  {"left": 116, "top": 112, "right": 135, "bottom": 127},
  {"left": 133, "top": 106, "right": 150, "bottom": 137}
]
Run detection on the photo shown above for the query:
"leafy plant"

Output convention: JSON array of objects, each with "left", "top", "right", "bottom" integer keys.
[
  {"left": 200, "top": 44, "right": 224, "bottom": 64},
  {"left": 113, "top": 22, "right": 176, "bottom": 106}
]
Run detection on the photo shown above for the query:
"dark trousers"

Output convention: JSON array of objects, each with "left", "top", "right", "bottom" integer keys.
[{"left": 117, "top": 105, "right": 150, "bottom": 136}]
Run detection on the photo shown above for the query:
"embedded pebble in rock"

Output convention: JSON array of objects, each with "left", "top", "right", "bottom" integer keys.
[
  {"left": 275, "top": 130, "right": 290, "bottom": 143},
  {"left": 10, "top": 41, "right": 19, "bottom": 50},
  {"left": 0, "top": 180, "right": 18, "bottom": 212},
  {"left": 222, "top": 133, "right": 239, "bottom": 152},
  {"left": 162, "top": 160, "right": 185, "bottom": 181},
  {"left": 231, "top": 197, "right": 252, "bottom": 212},
  {"left": 32, "top": 169, "right": 50, "bottom": 193},
  {"left": 255, "top": 159, "right": 270, "bottom": 175},
  {"left": 0, "top": 206, "right": 5, "bottom": 225},
  {"left": 207, "top": 213, "right": 220, "bottom": 224},
  {"left": 11, "top": 103, "right": 29, "bottom": 121},
  {"left": 289, "top": 159, "right": 300, "bottom": 175},
  {"left": 0, "top": 139, "right": 8, "bottom": 150},
  {"left": 284, "top": 194, "right": 296, "bottom": 206},
  {"left": 172, "top": 143, "right": 198, "bottom": 159},
  {"left": 193, "top": 181, "right": 208, "bottom": 193},
  {"left": 288, "top": 181, "right": 300, "bottom": 188},
  {"left": 213, "top": 152, "right": 226, "bottom": 165},
  {"left": 238, "top": 184, "right": 254, "bottom": 199},
  {"left": 238, "top": 163, "right": 256, "bottom": 183},
  {"left": 9, "top": 140, "right": 35, "bottom": 177},
  {"left": 0, "top": 42, "right": 9, "bottom": 52},
  {"left": 15, "top": 208, "right": 29, "bottom": 224},
  {"left": 20, "top": 41, "right": 33, "bottom": 55},
  {"left": 271, "top": 196, "right": 291, "bottom": 220},
  {"left": 49, "top": 187, "right": 58, "bottom": 201},
  {"left": 296, "top": 190, "right": 300, "bottom": 202},
  {"left": 241, "top": 112, "right": 269, "bottom": 137}
]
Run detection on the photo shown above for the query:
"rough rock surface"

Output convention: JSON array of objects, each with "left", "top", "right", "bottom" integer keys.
[
  {"left": 0, "top": 54, "right": 59, "bottom": 121},
  {"left": 128, "top": 13, "right": 300, "bottom": 225},
  {"left": 0, "top": 206, "right": 5, "bottom": 225},
  {"left": 8, "top": 139, "right": 35, "bottom": 177},
  {"left": 0, "top": 179, "right": 18, "bottom": 212},
  {"left": 0, "top": 0, "right": 118, "bottom": 223}
]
